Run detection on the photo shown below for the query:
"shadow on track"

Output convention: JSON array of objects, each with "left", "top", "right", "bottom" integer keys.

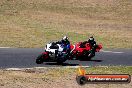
[{"left": 45, "top": 62, "right": 79, "bottom": 66}]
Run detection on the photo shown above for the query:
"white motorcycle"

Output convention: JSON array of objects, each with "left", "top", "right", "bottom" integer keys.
[{"left": 36, "top": 42, "right": 69, "bottom": 64}]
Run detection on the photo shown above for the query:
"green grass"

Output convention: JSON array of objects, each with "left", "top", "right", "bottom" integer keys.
[{"left": 0, "top": 0, "right": 132, "bottom": 48}]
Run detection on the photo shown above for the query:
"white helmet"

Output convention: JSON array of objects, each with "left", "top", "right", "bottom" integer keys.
[
  {"left": 62, "top": 36, "right": 68, "bottom": 41},
  {"left": 89, "top": 36, "right": 94, "bottom": 41}
]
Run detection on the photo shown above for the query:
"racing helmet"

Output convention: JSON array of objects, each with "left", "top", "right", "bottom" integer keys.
[
  {"left": 62, "top": 36, "right": 68, "bottom": 41},
  {"left": 89, "top": 36, "right": 94, "bottom": 41}
]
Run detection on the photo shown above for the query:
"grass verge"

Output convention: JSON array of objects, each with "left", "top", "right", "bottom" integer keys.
[
  {"left": 0, "top": 66, "right": 132, "bottom": 88},
  {"left": 0, "top": 0, "right": 132, "bottom": 48}
]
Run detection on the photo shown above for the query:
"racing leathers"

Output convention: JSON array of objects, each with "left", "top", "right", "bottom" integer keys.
[{"left": 55, "top": 39, "right": 71, "bottom": 54}]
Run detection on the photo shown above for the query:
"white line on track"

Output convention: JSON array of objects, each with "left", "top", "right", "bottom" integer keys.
[
  {"left": 5, "top": 66, "right": 91, "bottom": 70},
  {"left": 6, "top": 65, "right": 132, "bottom": 71},
  {"left": 0, "top": 47, "right": 11, "bottom": 48},
  {"left": 100, "top": 50, "right": 124, "bottom": 54}
]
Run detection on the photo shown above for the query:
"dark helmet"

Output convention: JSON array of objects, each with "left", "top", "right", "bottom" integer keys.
[{"left": 89, "top": 36, "right": 94, "bottom": 41}]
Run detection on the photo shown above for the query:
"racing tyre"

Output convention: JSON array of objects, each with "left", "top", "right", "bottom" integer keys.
[{"left": 36, "top": 54, "right": 44, "bottom": 64}]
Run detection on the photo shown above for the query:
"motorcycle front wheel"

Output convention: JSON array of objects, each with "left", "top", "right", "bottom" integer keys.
[{"left": 36, "top": 54, "right": 44, "bottom": 64}]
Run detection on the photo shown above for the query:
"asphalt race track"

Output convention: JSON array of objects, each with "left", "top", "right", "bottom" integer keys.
[{"left": 0, "top": 48, "right": 132, "bottom": 68}]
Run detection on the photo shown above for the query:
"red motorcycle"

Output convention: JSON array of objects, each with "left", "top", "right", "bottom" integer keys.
[{"left": 70, "top": 42, "right": 102, "bottom": 60}]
